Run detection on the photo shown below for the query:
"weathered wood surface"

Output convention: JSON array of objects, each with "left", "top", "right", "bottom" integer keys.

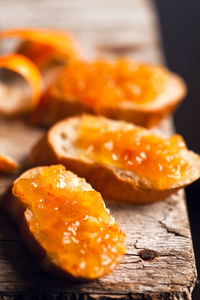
[{"left": 0, "top": 0, "right": 197, "bottom": 299}]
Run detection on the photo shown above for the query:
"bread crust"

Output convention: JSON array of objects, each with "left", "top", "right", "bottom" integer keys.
[
  {"left": 30, "top": 115, "right": 200, "bottom": 204},
  {"left": 33, "top": 71, "right": 187, "bottom": 127}
]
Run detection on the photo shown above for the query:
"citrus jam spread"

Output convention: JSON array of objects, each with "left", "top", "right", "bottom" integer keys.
[
  {"left": 76, "top": 116, "right": 191, "bottom": 190},
  {"left": 12, "top": 165, "right": 126, "bottom": 279},
  {"left": 56, "top": 59, "right": 166, "bottom": 108}
]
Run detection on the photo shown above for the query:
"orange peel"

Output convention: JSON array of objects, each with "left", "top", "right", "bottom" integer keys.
[
  {"left": 0, "top": 154, "right": 19, "bottom": 173},
  {"left": 0, "top": 28, "right": 81, "bottom": 67},
  {"left": 0, "top": 54, "right": 43, "bottom": 113}
]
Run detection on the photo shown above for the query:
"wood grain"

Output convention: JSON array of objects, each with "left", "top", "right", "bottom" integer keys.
[{"left": 0, "top": 0, "right": 197, "bottom": 299}]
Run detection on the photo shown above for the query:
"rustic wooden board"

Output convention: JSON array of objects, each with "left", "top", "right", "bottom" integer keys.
[{"left": 0, "top": 0, "right": 197, "bottom": 299}]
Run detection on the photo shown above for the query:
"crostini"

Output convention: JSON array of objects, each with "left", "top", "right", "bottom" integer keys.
[
  {"left": 0, "top": 165, "right": 125, "bottom": 280},
  {"left": 31, "top": 115, "right": 200, "bottom": 204},
  {"left": 33, "top": 59, "right": 187, "bottom": 127}
]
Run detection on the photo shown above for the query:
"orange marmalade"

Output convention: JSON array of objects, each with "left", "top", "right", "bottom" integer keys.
[
  {"left": 12, "top": 165, "right": 125, "bottom": 279},
  {"left": 55, "top": 59, "right": 166, "bottom": 108},
  {"left": 76, "top": 116, "right": 191, "bottom": 190}
]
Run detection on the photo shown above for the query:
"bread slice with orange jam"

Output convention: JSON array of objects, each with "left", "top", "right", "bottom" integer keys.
[
  {"left": 0, "top": 165, "right": 125, "bottom": 280},
  {"left": 32, "top": 59, "right": 187, "bottom": 127},
  {"left": 31, "top": 115, "right": 200, "bottom": 204}
]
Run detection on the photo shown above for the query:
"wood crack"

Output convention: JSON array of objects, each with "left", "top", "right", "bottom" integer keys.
[
  {"left": 158, "top": 221, "right": 189, "bottom": 239},
  {"left": 122, "top": 260, "right": 141, "bottom": 264},
  {"left": 133, "top": 238, "right": 143, "bottom": 250}
]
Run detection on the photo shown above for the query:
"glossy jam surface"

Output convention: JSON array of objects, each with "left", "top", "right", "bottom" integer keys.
[
  {"left": 76, "top": 116, "right": 191, "bottom": 189},
  {"left": 13, "top": 165, "right": 125, "bottom": 279},
  {"left": 56, "top": 59, "right": 166, "bottom": 109}
]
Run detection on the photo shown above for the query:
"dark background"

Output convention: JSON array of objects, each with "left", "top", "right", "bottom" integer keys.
[{"left": 155, "top": 1, "right": 200, "bottom": 298}]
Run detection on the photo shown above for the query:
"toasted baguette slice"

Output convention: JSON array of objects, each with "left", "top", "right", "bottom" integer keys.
[
  {"left": 33, "top": 59, "right": 187, "bottom": 127},
  {"left": 0, "top": 165, "right": 125, "bottom": 280},
  {"left": 31, "top": 115, "right": 200, "bottom": 204}
]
